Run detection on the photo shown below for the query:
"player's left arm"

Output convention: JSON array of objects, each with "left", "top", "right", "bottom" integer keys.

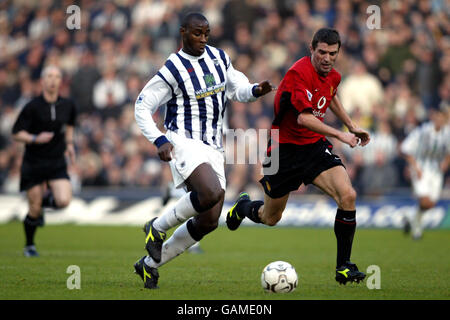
[
  {"left": 253, "top": 80, "right": 276, "bottom": 97},
  {"left": 329, "top": 95, "right": 370, "bottom": 146},
  {"left": 226, "top": 63, "right": 275, "bottom": 102},
  {"left": 65, "top": 125, "right": 76, "bottom": 165},
  {"left": 440, "top": 154, "right": 450, "bottom": 173}
]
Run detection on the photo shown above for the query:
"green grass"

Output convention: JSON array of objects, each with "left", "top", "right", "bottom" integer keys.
[{"left": 0, "top": 222, "right": 449, "bottom": 300}]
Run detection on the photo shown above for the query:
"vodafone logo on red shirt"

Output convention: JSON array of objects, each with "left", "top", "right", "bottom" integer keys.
[
  {"left": 312, "top": 96, "right": 327, "bottom": 118},
  {"left": 317, "top": 96, "right": 327, "bottom": 109}
]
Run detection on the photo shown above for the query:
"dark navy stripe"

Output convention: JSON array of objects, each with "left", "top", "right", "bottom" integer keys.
[
  {"left": 156, "top": 71, "right": 174, "bottom": 94},
  {"left": 205, "top": 47, "right": 226, "bottom": 112},
  {"left": 165, "top": 97, "right": 178, "bottom": 131},
  {"left": 198, "top": 57, "right": 220, "bottom": 145},
  {"left": 205, "top": 47, "right": 227, "bottom": 146},
  {"left": 215, "top": 49, "right": 229, "bottom": 122},
  {"left": 176, "top": 53, "right": 207, "bottom": 142},
  {"left": 205, "top": 47, "right": 225, "bottom": 82},
  {"left": 217, "top": 48, "right": 229, "bottom": 70},
  {"left": 157, "top": 72, "right": 178, "bottom": 131},
  {"left": 164, "top": 59, "right": 192, "bottom": 136}
]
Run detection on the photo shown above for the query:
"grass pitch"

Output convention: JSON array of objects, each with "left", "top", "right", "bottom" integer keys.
[{"left": 0, "top": 222, "right": 449, "bottom": 300}]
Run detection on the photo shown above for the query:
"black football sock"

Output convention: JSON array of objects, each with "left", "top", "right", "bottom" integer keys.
[
  {"left": 239, "top": 200, "right": 263, "bottom": 224},
  {"left": 186, "top": 218, "right": 204, "bottom": 241},
  {"left": 24, "top": 214, "right": 40, "bottom": 246},
  {"left": 334, "top": 209, "right": 356, "bottom": 268}
]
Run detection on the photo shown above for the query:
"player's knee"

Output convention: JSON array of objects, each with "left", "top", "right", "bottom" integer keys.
[
  {"left": 28, "top": 198, "right": 42, "bottom": 215},
  {"left": 199, "top": 188, "right": 224, "bottom": 210},
  {"left": 261, "top": 212, "right": 282, "bottom": 227},
  {"left": 55, "top": 195, "right": 71, "bottom": 208},
  {"left": 194, "top": 216, "right": 219, "bottom": 236},
  {"left": 264, "top": 217, "right": 280, "bottom": 227},
  {"left": 204, "top": 219, "right": 219, "bottom": 234},
  {"left": 339, "top": 188, "right": 357, "bottom": 209}
]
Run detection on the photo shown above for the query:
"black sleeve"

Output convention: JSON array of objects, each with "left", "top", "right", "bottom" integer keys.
[
  {"left": 67, "top": 100, "right": 77, "bottom": 126},
  {"left": 272, "top": 91, "right": 301, "bottom": 126},
  {"left": 12, "top": 103, "right": 33, "bottom": 134}
]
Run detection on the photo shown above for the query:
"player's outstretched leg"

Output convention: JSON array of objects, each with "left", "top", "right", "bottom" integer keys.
[
  {"left": 335, "top": 261, "right": 366, "bottom": 285},
  {"left": 143, "top": 217, "right": 167, "bottom": 263},
  {"left": 134, "top": 256, "right": 159, "bottom": 289},
  {"left": 226, "top": 192, "right": 264, "bottom": 230},
  {"left": 226, "top": 192, "right": 250, "bottom": 230}
]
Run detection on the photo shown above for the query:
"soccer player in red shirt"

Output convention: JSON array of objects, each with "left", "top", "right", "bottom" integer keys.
[{"left": 226, "top": 28, "right": 371, "bottom": 285}]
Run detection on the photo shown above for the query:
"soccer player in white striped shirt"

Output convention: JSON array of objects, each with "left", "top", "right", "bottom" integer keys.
[
  {"left": 401, "top": 106, "right": 450, "bottom": 240},
  {"left": 133, "top": 13, "right": 275, "bottom": 288}
]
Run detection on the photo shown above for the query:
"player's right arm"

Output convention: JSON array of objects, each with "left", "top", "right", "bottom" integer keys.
[
  {"left": 403, "top": 153, "right": 422, "bottom": 179},
  {"left": 12, "top": 103, "right": 54, "bottom": 144},
  {"left": 297, "top": 111, "right": 359, "bottom": 148},
  {"left": 440, "top": 154, "right": 450, "bottom": 173},
  {"left": 134, "top": 75, "right": 174, "bottom": 162},
  {"left": 330, "top": 95, "right": 370, "bottom": 146},
  {"left": 287, "top": 69, "right": 358, "bottom": 148},
  {"left": 13, "top": 131, "right": 54, "bottom": 144},
  {"left": 400, "top": 127, "right": 423, "bottom": 178}
]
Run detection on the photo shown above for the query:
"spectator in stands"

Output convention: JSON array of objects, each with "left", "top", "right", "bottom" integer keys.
[
  {"left": 339, "top": 59, "right": 384, "bottom": 119},
  {"left": 0, "top": 0, "right": 448, "bottom": 197}
]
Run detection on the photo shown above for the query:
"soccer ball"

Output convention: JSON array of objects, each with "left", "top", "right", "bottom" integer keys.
[{"left": 261, "top": 261, "right": 298, "bottom": 293}]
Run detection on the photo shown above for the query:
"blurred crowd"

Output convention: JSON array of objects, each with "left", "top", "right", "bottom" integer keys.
[{"left": 0, "top": 0, "right": 449, "bottom": 200}]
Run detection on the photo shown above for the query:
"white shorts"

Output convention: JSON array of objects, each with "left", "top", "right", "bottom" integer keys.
[
  {"left": 166, "top": 130, "right": 226, "bottom": 191},
  {"left": 411, "top": 167, "right": 443, "bottom": 202}
]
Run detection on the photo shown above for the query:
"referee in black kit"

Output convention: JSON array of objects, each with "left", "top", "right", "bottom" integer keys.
[{"left": 12, "top": 65, "right": 77, "bottom": 257}]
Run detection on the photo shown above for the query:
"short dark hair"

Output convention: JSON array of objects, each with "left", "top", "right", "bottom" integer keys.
[
  {"left": 311, "top": 28, "right": 341, "bottom": 50},
  {"left": 181, "top": 12, "right": 208, "bottom": 28}
]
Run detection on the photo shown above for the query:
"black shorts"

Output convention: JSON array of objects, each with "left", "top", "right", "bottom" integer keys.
[
  {"left": 259, "top": 139, "right": 344, "bottom": 199},
  {"left": 20, "top": 156, "right": 69, "bottom": 191}
]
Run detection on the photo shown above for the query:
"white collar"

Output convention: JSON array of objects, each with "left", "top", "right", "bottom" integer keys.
[{"left": 178, "top": 47, "right": 207, "bottom": 60}]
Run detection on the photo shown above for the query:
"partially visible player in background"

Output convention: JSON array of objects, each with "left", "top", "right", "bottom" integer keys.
[
  {"left": 133, "top": 12, "right": 274, "bottom": 289},
  {"left": 12, "top": 65, "right": 77, "bottom": 257},
  {"left": 401, "top": 105, "right": 450, "bottom": 240}
]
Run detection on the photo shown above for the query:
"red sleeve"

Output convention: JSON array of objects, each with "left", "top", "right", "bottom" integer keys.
[
  {"left": 285, "top": 69, "right": 313, "bottom": 113},
  {"left": 332, "top": 71, "right": 341, "bottom": 98}
]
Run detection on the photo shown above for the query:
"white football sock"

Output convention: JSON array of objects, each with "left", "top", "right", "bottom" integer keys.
[
  {"left": 153, "top": 192, "right": 197, "bottom": 233},
  {"left": 144, "top": 221, "right": 196, "bottom": 268},
  {"left": 412, "top": 207, "right": 425, "bottom": 238}
]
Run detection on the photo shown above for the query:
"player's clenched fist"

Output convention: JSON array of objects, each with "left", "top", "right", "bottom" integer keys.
[
  {"left": 158, "top": 142, "right": 174, "bottom": 162},
  {"left": 34, "top": 132, "right": 54, "bottom": 144},
  {"left": 338, "top": 132, "right": 359, "bottom": 148}
]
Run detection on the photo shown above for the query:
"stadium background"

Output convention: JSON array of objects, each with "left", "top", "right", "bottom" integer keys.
[{"left": 0, "top": 0, "right": 449, "bottom": 229}]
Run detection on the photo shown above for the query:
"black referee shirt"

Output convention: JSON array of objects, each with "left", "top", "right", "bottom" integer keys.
[{"left": 12, "top": 95, "right": 77, "bottom": 161}]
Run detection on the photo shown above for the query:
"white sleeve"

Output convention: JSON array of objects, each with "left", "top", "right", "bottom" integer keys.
[
  {"left": 225, "top": 62, "right": 258, "bottom": 103},
  {"left": 400, "top": 127, "right": 420, "bottom": 156},
  {"left": 446, "top": 127, "right": 450, "bottom": 154},
  {"left": 134, "top": 75, "right": 173, "bottom": 146}
]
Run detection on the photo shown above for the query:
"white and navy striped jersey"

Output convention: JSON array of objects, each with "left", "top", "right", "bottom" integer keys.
[
  {"left": 401, "top": 121, "right": 450, "bottom": 171},
  {"left": 135, "top": 45, "right": 258, "bottom": 150}
]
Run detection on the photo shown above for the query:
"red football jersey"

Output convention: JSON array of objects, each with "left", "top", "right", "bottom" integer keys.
[{"left": 271, "top": 56, "right": 341, "bottom": 145}]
